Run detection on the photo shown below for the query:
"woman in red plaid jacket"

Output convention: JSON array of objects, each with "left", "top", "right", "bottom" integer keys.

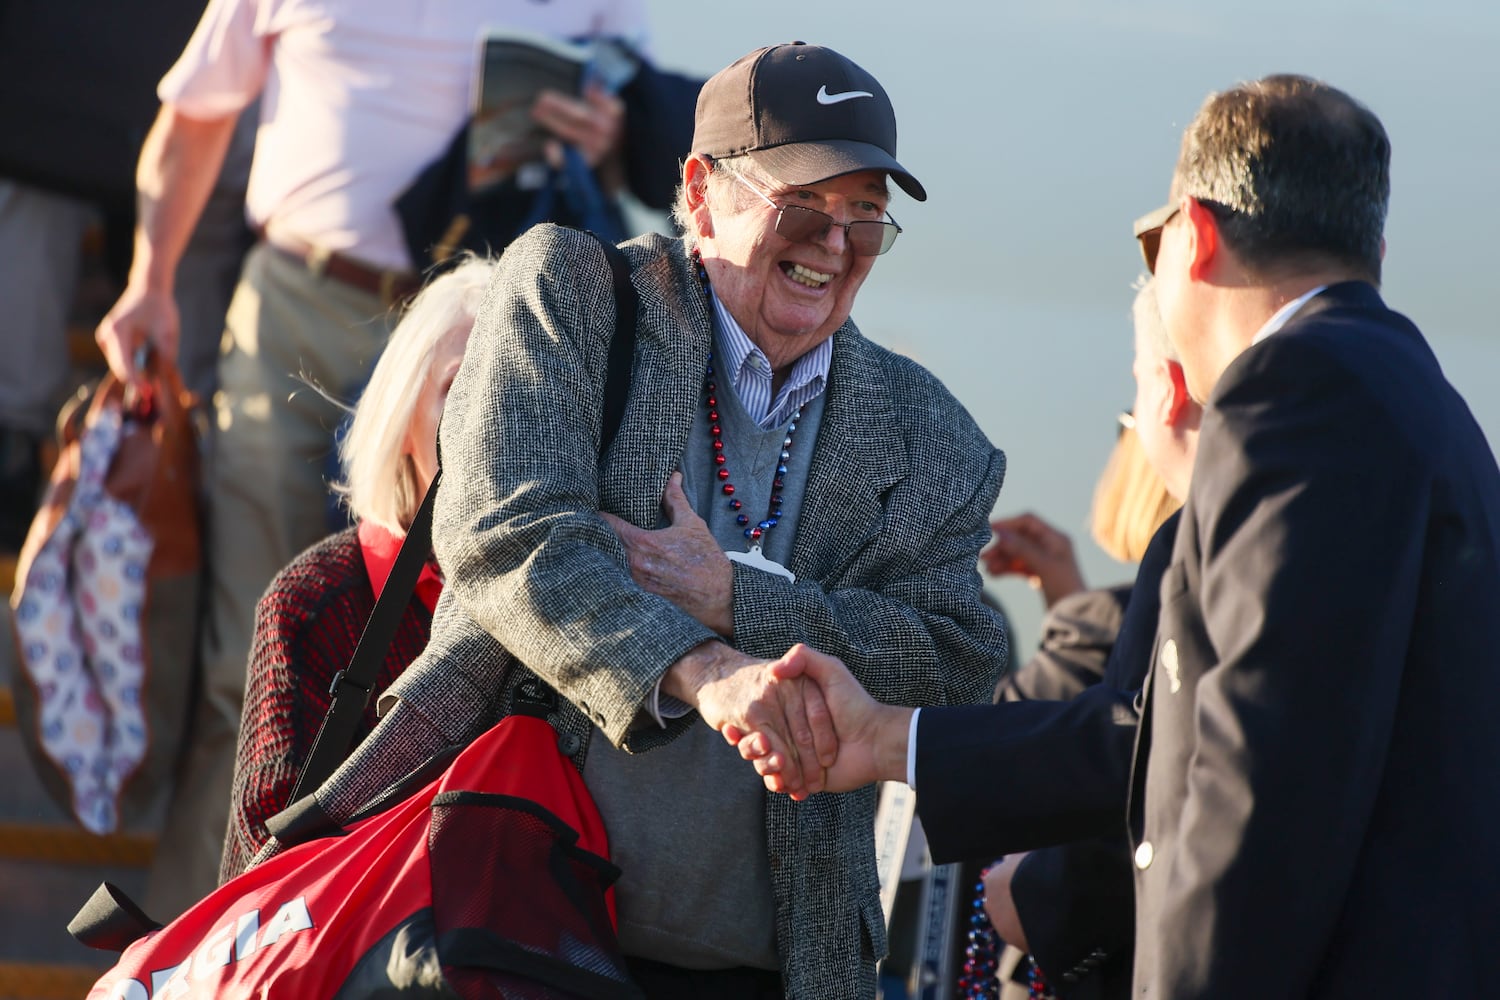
[{"left": 219, "top": 256, "right": 493, "bottom": 881}]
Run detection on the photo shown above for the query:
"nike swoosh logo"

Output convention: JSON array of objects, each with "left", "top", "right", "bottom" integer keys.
[{"left": 816, "top": 85, "right": 874, "bottom": 105}]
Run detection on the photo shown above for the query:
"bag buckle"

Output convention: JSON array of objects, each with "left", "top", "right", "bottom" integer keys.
[{"left": 328, "top": 669, "right": 373, "bottom": 699}]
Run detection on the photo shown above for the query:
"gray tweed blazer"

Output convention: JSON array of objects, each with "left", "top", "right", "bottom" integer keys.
[{"left": 360, "top": 226, "right": 1007, "bottom": 999}]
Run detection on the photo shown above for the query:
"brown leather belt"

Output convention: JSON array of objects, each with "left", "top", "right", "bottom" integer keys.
[{"left": 265, "top": 237, "right": 420, "bottom": 308}]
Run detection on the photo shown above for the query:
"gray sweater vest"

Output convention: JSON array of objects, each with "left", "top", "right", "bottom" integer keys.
[{"left": 583, "top": 337, "right": 828, "bottom": 972}]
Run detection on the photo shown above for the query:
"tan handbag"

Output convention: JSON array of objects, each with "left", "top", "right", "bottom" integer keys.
[{"left": 9, "top": 354, "right": 202, "bottom": 834}]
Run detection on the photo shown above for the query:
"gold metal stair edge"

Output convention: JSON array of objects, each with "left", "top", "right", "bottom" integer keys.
[
  {"left": 0, "top": 961, "right": 105, "bottom": 1000},
  {"left": 0, "top": 821, "right": 154, "bottom": 868}
]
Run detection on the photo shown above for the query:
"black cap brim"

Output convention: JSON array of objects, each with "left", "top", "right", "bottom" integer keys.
[{"left": 746, "top": 138, "right": 927, "bottom": 202}]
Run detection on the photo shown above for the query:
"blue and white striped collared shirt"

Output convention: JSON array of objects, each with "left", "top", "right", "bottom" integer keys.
[{"left": 708, "top": 289, "right": 832, "bottom": 428}]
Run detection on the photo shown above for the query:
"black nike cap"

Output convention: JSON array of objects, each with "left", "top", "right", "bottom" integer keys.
[{"left": 691, "top": 42, "right": 927, "bottom": 201}]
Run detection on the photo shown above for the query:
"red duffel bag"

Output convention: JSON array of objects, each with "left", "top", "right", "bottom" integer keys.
[{"left": 71, "top": 704, "right": 640, "bottom": 1000}]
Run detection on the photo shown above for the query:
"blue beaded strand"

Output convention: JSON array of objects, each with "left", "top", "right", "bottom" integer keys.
[
  {"left": 1026, "top": 955, "right": 1056, "bottom": 1000},
  {"left": 693, "top": 249, "right": 800, "bottom": 550},
  {"left": 705, "top": 356, "right": 801, "bottom": 545},
  {"left": 960, "top": 869, "right": 1001, "bottom": 999},
  {"left": 960, "top": 864, "right": 1057, "bottom": 999}
]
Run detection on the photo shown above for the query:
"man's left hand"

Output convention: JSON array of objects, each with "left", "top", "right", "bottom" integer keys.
[{"left": 601, "top": 472, "right": 735, "bottom": 635}]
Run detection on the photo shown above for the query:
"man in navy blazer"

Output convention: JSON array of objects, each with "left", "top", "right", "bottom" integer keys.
[
  {"left": 744, "top": 74, "right": 1500, "bottom": 999},
  {"left": 1119, "top": 74, "right": 1500, "bottom": 998}
]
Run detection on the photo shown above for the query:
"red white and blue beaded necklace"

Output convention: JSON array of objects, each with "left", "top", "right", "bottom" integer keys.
[{"left": 693, "top": 249, "right": 801, "bottom": 582}]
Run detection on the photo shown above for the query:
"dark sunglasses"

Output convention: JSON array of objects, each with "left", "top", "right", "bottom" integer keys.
[
  {"left": 1133, "top": 203, "right": 1179, "bottom": 275},
  {"left": 734, "top": 173, "right": 902, "bottom": 256}
]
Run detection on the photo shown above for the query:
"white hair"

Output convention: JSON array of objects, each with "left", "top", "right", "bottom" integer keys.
[
  {"left": 1131, "top": 275, "right": 1177, "bottom": 363},
  {"left": 671, "top": 154, "right": 767, "bottom": 250},
  {"left": 336, "top": 255, "right": 496, "bottom": 533}
]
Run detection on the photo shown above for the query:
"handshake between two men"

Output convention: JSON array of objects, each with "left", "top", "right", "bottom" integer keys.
[
  {"left": 721, "top": 644, "right": 909, "bottom": 801},
  {"left": 653, "top": 633, "right": 905, "bottom": 803},
  {"left": 600, "top": 472, "right": 916, "bottom": 801}
]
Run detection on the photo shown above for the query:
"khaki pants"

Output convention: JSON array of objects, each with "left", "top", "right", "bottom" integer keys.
[{"left": 144, "top": 242, "right": 398, "bottom": 919}]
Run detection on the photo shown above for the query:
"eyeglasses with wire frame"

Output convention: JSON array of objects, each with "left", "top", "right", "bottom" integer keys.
[{"left": 732, "top": 172, "right": 902, "bottom": 256}]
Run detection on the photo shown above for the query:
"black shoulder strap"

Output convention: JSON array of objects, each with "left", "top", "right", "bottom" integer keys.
[
  {"left": 595, "top": 235, "right": 638, "bottom": 459},
  {"left": 291, "top": 232, "right": 638, "bottom": 802},
  {"left": 289, "top": 481, "right": 439, "bottom": 803}
]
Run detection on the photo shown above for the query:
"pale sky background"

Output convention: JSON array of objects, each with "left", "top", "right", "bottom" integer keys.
[{"left": 641, "top": 0, "right": 1500, "bottom": 652}]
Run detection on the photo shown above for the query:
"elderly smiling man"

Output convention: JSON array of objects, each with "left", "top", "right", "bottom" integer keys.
[{"left": 284, "top": 42, "right": 1008, "bottom": 1000}]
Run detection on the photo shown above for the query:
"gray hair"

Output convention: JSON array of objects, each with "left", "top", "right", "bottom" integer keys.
[
  {"left": 336, "top": 255, "right": 496, "bottom": 532},
  {"left": 1171, "top": 74, "right": 1389, "bottom": 283},
  {"left": 1131, "top": 276, "right": 1176, "bottom": 363},
  {"left": 670, "top": 154, "right": 763, "bottom": 250}
]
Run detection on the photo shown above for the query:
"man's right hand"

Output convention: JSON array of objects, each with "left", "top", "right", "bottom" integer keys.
[
  {"left": 734, "top": 644, "right": 914, "bottom": 795},
  {"left": 96, "top": 285, "right": 180, "bottom": 388}
]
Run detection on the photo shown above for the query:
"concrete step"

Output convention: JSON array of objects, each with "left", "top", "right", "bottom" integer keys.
[
  {"left": 0, "top": 726, "right": 153, "bottom": 997},
  {"left": 0, "top": 611, "right": 168, "bottom": 844},
  {"left": 0, "top": 853, "right": 145, "bottom": 970},
  {"left": 0, "top": 704, "right": 82, "bottom": 829},
  {"left": 0, "top": 633, "right": 160, "bottom": 1000}
]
